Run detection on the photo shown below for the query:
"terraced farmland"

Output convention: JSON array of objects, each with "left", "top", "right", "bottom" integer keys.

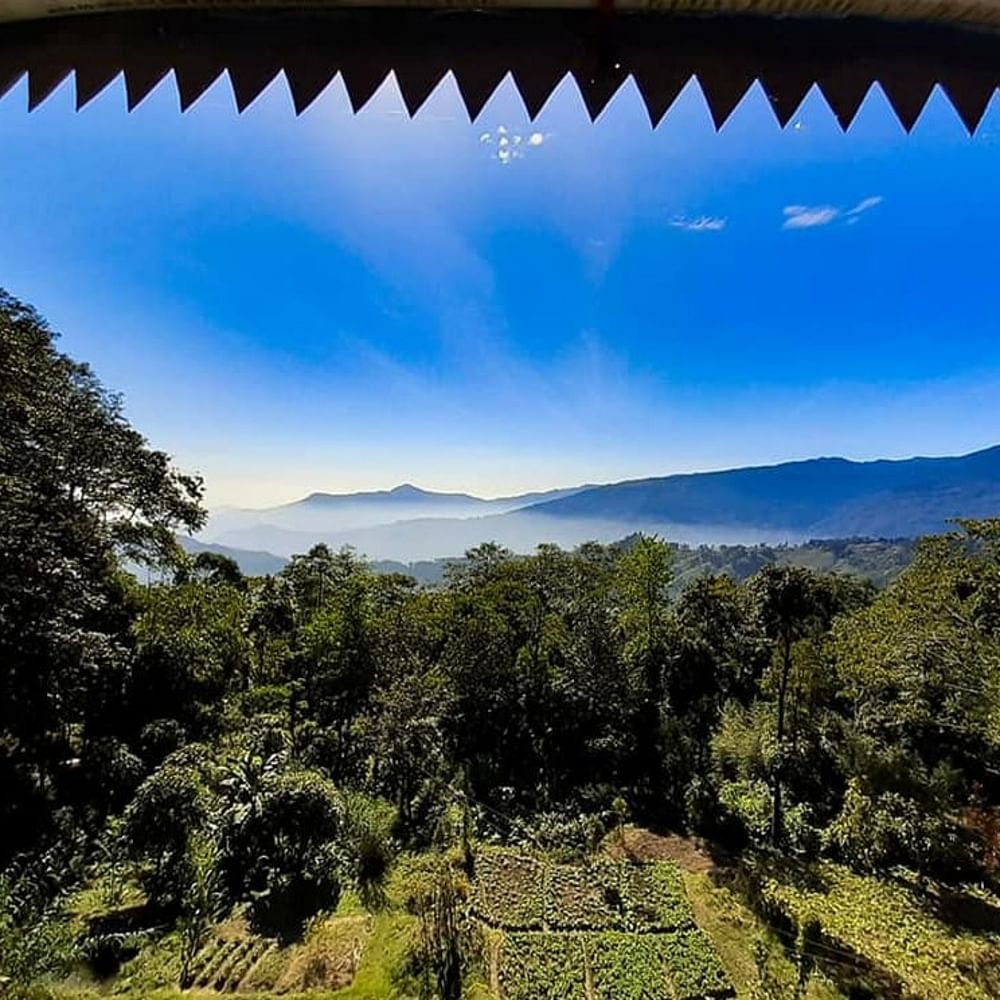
[
  {"left": 473, "top": 850, "right": 734, "bottom": 999},
  {"left": 187, "top": 933, "right": 278, "bottom": 993}
]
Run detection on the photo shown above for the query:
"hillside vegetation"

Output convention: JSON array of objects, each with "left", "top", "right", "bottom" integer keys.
[
  {"left": 3, "top": 289, "right": 1000, "bottom": 1000},
  {"left": 372, "top": 537, "right": 916, "bottom": 593}
]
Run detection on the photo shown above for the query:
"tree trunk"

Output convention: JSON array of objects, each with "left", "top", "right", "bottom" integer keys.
[{"left": 771, "top": 630, "right": 792, "bottom": 846}]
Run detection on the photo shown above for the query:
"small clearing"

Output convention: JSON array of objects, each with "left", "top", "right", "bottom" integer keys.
[{"left": 603, "top": 826, "right": 717, "bottom": 874}]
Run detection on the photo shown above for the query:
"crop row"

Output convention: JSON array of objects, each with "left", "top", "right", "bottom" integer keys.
[
  {"left": 190, "top": 936, "right": 275, "bottom": 992},
  {"left": 496, "top": 931, "right": 734, "bottom": 1000},
  {"left": 472, "top": 850, "right": 695, "bottom": 933},
  {"left": 659, "top": 930, "right": 733, "bottom": 999},
  {"left": 190, "top": 937, "right": 238, "bottom": 987}
]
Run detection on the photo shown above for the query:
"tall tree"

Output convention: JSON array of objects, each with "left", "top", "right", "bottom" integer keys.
[
  {"left": 0, "top": 289, "right": 205, "bottom": 860},
  {"left": 746, "top": 566, "right": 820, "bottom": 846}
]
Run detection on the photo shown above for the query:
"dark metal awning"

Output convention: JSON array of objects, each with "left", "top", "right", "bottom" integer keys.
[{"left": 1, "top": 3, "right": 999, "bottom": 131}]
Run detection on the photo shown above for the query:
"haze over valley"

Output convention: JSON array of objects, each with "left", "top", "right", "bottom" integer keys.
[{"left": 197, "top": 444, "right": 1000, "bottom": 565}]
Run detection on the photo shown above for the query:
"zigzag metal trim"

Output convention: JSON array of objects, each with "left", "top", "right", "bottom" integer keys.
[{"left": 0, "top": 9, "right": 998, "bottom": 132}]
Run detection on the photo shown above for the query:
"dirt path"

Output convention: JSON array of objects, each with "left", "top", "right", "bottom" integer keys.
[{"left": 603, "top": 826, "right": 718, "bottom": 873}]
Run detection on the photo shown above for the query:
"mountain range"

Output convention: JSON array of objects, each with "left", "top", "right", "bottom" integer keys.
[{"left": 194, "top": 445, "right": 1000, "bottom": 566}]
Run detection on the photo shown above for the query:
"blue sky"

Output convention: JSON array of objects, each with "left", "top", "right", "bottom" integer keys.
[{"left": 2, "top": 71, "right": 1000, "bottom": 506}]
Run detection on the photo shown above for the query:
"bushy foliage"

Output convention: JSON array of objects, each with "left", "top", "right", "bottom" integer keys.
[
  {"left": 826, "top": 776, "right": 978, "bottom": 876},
  {"left": 0, "top": 875, "right": 79, "bottom": 995},
  {"left": 124, "top": 760, "right": 209, "bottom": 909}
]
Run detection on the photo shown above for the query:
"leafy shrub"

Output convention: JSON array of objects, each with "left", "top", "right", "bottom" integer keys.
[
  {"left": 79, "top": 738, "right": 146, "bottom": 814},
  {"left": 138, "top": 719, "right": 187, "bottom": 766},
  {"left": 826, "top": 777, "right": 978, "bottom": 877},
  {"left": 123, "top": 762, "right": 208, "bottom": 909},
  {"left": 0, "top": 876, "right": 79, "bottom": 996},
  {"left": 522, "top": 811, "right": 607, "bottom": 861},
  {"left": 249, "top": 841, "right": 343, "bottom": 940},
  {"left": 343, "top": 793, "right": 397, "bottom": 910},
  {"left": 717, "top": 779, "right": 772, "bottom": 845}
]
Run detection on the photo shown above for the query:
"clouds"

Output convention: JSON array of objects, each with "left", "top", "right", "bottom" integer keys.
[
  {"left": 783, "top": 195, "right": 883, "bottom": 230},
  {"left": 670, "top": 195, "right": 880, "bottom": 233},
  {"left": 479, "top": 125, "right": 550, "bottom": 164},
  {"left": 848, "top": 195, "right": 884, "bottom": 216},
  {"left": 670, "top": 215, "right": 727, "bottom": 232},
  {"left": 783, "top": 205, "right": 839, "bottom": 229}
]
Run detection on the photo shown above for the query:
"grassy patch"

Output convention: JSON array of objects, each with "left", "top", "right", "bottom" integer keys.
[
  {"left": 683, "top": 871, "right": 844, "bottom": 1000},
  {"left": 65, "top": 881, "right": 147, "bottom": 928},
  {"left": 753, "top": 860, "right": 1000, "bottom": 999},
  {"left": 275, "top": 915, "right": 371, "bottom": 993},
  {"left": 326, "top": 911, "right": 419, "bottom": 1000}
]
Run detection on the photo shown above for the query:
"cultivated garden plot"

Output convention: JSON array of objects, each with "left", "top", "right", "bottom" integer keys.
[
  {"left": 497, "top": 931, "right": 732, "bottom": 1000},
  {"left": 472, "top": 851, "right": 698, "bottom": 932},
  {"left": 472, "top": 851, "right": 547, "bottom": 930},
  {"left": 187, "top": 936, "right": 277, "bottom": 993},
  {"left": 474, "top": 851, "right": 734, "bottom": 1000}
]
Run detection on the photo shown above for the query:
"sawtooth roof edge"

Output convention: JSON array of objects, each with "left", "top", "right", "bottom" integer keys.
[{"left": 0, "top": 7, "right": 998, "bottom": 130}]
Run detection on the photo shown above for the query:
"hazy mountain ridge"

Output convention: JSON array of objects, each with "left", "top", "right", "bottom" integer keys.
[
  {"left": 201, "top": 446, "right": 1000, "bottom": 563},
  {"left": 176, "top": 536, "right": 288, "bottom": 576},
  {"left": 205, "top": 483, "right": 588, "bottom": 541},
  {"left": 519, "top": 446, "right": 1000, "bottom": 534}
]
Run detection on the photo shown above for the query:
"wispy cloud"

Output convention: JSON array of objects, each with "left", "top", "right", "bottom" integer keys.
[
  {"left": 783, "top": 196, "right": 883, "bottom": 230},
  {"left": 846, "top": 195, "right": 884, "bottom": 216},
  {"left": 479, "top": 126, "right": 550, "bottom": 165},
  {"left": 783, "top": 205, "right": 840, "bottom": 229},
  {"left": 670, "top": 215, "right": 727, "bottom": 232}
]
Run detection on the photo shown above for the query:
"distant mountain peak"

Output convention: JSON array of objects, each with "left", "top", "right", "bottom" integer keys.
[{"left": 292, "top": 483, "right": 482, "bottom": 507}]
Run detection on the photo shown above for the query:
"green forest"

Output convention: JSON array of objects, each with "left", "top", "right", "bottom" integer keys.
[
  {"left": 3, "top": 288, "right": 1000, "bottom": 1000},
  {"left": 371, "top": 536, "right": 917, "bottom": 593}
]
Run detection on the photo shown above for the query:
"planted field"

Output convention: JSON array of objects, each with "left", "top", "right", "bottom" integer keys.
[
  {"left": 498, "top": 933, "right": 587, "bottom": 1000},
  {"left": 496, "top": 931, "right": 732, "bottom": 1000},
  {"left": 472, "top": 851, "right": 697, "bottom": 932},
  {"left": 590, "top": 931, "right": 732, "bottom": 1000},
  {"left": 188, "top": 932, "right": 278, "bottom": 993},
  {"left": 659, "top": 929, "right": 734, "bottom": 999},
  {"left": 473, "top": 851, "right": 546, "bottom": 929},
  {"left": 625, "top": 862, "right": 695, "bottom": 931},
  {"left": 545, "top": 864, "right": 622, "bottom": 930},
  {"left": 477, "top": 851, "right": 733, "bottom": 1000},
  {"left": 588, "top": 933, "right": 666, "bottom": 1000}
]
